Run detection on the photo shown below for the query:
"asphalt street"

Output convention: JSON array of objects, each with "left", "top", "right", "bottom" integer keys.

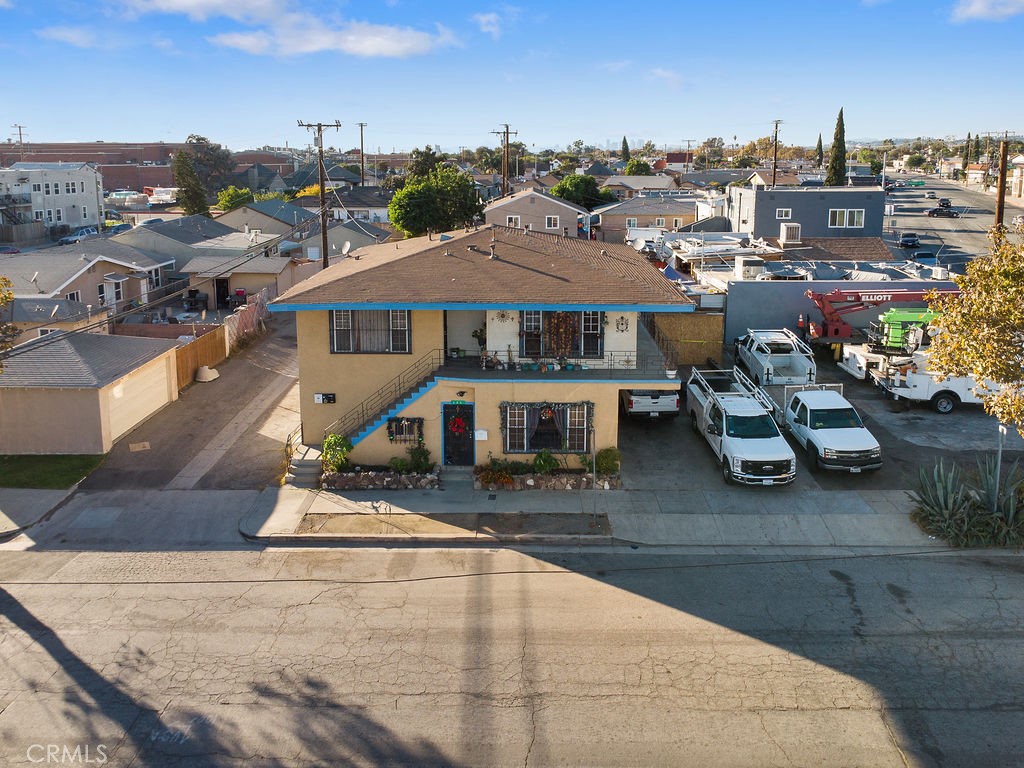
[{"left": 2, "top": 547, "right": 1024, "bottom": 766}]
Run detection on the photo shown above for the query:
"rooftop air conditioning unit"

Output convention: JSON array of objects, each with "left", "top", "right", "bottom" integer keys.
[
  {"left": 734, "top": 255, "right": 765, "bottom": 280},
  {"left": 780, "top": 222, "right": 802, "bottom": 244}
]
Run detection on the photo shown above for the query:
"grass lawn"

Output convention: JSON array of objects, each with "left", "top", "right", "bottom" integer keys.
[{"left": 0, "top": 454, "right": 104, "bottom": 489}]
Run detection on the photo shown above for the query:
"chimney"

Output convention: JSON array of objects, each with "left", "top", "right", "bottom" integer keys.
[{"left": 489, "top": 244, "right": 497, "bottom": 259}]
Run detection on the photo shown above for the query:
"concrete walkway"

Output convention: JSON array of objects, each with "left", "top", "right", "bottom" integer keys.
[{"left": 239, "top": 478, "right": 939, "bottom": 550}]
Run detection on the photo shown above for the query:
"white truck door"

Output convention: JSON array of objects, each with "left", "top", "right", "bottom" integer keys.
[{"left": 706, "top": 404, "right": 724, "bottom": 456}]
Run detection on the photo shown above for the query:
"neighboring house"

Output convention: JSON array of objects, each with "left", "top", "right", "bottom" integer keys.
[
  {"left": 228, "top": 163, "right": 287, "bottom": 194},
  {"left": 2, "top": 240, "right": 175, "bottom": 313},
  {"left": 511, "top": 174, "right": 561, "bottom": 194},
  {"left": 745, "top": 170, "right": 802, "bottom": 187},
  {"left": 113, "top": 214, "right": 240, "bottom": 262},
  {"left": 177, "top": 230, "right": 297, "bottom": 309},
  {"left": 601, "top": 175, "right": 678, "bottom": 199},
  {"left": 578, "top": 161, "right": 614, "bottom": 178},
  {"left": 0, "top": 162, "right": 105, "bottom": 244},
  {"left": 592, "top": 196, "right": 698, "bottom": 242},
  {"left": 328, "top": 187, "right": 394, "bottom": 224},
  {"left": 472, "top": 174, "right": 503, "bottom": 200},
  {"left": 674, "top": 170, "right": 754, "bottom": 192},
  {"left": 1, "top": 297, "right": 108, "bottom": 346},
  {"left": 761, "top": 236, "right": 894, "bottom": 261},
  {"left": 662, "top": 152, "right": 695, "bottom": 172},
  {"left": 0, "top": 333, "right": 179, "bottom": 454},
  {"left": 727, "top": 185, "right": 885, "bottom": 239},
  {"left": 966, "top": 163, "right": 989, "bottom": 184},
  {"left": 291, "top": 219, "right": 391, "bottom": 264},
  {"left": 214, "top": 200, "right": 318, "bottom": 237},
  {"left": 268, "top": 224, "right": 694, "bottom": 466},
  {"left": 483, "top": 190, "right": 588, "bottom": 236},
  {"left": 285, "top": 162, "right": 361, "bottom": 191}
]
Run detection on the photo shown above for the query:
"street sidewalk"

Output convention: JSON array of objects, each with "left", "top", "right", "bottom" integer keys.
[
  {"left": 239, "top": 478, "right": 940, "bottom": 550},
  {"left": 0, "top": 488, "right": 74, "bottom": 541}
]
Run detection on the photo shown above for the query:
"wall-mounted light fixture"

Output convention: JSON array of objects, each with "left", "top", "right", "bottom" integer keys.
[
  {"left": 456, "top": 390, "right": 467, "bottom": 397},
  {"left": 615, "top": 316, "right": 630, "bottom": 333}
]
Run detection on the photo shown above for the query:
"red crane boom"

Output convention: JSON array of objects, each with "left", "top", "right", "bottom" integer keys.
[{"left": 804, "top": 288, "right": 960, "bottom": 342}]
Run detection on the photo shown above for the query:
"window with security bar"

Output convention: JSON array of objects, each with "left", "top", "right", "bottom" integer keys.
[{"left": 330, "top": 309, "right": 411, "bottom": 353}]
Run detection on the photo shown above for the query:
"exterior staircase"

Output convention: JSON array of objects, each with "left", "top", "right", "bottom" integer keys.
[{"left": 285, "top": 443, "right": 323, "bottom": 489}]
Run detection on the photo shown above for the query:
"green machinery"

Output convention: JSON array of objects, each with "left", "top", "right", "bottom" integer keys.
[{"left": 868, "top": 308, "right": 943, "bottom": 352}]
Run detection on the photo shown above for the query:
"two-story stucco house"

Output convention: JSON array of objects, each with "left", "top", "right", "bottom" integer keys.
[
  {"left": 483, "top": 191, "right": 588, "bottom": 236},
  {"left": 269, "top": 225, "right": 693, "bottom": 467},
  {"left": 726, "top": 186, "right": 885, "bottom": 239}
]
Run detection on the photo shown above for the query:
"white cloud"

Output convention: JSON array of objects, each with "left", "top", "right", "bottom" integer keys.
[
  {"left": 952, "top": 0, "right": 1024, "bottom": 20},
  {"left": 649, "top": 67, "right": 683, "bottom": 89},
  {"left": 116, "top": 0, "right": 456, "bottom": 56},
  {"left": 0, "top": 0, "right": 13, "bottom": 9},
  {"left": 36, "top": 26, "right": 99, "bottom": 48},
  {"left": 473, "top": 12, "right": 502, "bottom": 38},
  {"left": 600, "top": 60, "right": 631, "bottom": 73}
]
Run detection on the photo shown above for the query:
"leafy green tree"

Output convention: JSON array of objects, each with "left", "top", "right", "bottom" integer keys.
[
  {"left": 696, "top": 137, "right": 724, "bottom": 169},
  {"left": 640, "top": 140, "right": 657, "bottom": 156},
  {"left": 814, "top": 134, "right": 824, "bottom": 168},
  {"left": 624, "top": 158, "right": 652, "bottom": 175},
  {"left": 254, "top": 191, "right": 286, "bottom": 203},
  {"left": 928, "top": 227, "right": 1024, "bottom": 435},
  {"left": 905, "top": 154, "right": 926, "bottom": 170},
  {"left": 824, "top": 108, "right": 847, "bottom": 186},
  {"left": 407, "top": 146, "right": 446, "bottom": 178},
  {"left": 730, "top": 155, "right": 759, "bottom": 169},
  {"left": 858, "top": 148, "right": 883, "bottom": 176},
  {"left": 380, "top": 174, "right": 406, "bottom": 192},
  {"left": 172, "top": 151, "right": 210, "bottom": 216},
  {"left": 185, "top": 135, "right": 234, "bottom": 199},
  {"left": 388, "top": 165, "right": 482, "bottom": 237},
  {"left": 216, "top": 185, "right": 254, "bottom": 211},
  {"left": 621, "top": 136, "right": 630, "bottom": 162},
  {"left": 0, "top": 275, "right": 17, "bottom": 372},
  {"left": 549, "top": 174, "right": 617, "bottom": 210}
]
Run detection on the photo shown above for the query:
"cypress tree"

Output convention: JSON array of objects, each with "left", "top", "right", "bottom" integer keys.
[
  {"left": 814, "top": 133, "right": 823, "bottom": 168},
  {"left": 962, "top": 132, "right": 971, "bottom": 169},
  {"left": 621, "top": 136, "right": 630, "bottom": 163},
  {"left": 172, "top": 151, "right": 210, "bottom": 217},
  {"left": 824, "top": 108, "right": 847, "bottom": 186}
]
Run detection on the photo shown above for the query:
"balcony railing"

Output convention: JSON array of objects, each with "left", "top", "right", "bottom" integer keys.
[{"left": 0, "top": 193, "right": 32, "bottom": 206}]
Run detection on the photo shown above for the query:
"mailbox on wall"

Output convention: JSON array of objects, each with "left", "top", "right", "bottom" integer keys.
[{"left": 314, "top": 393, "right": 336, "bottom": 404}]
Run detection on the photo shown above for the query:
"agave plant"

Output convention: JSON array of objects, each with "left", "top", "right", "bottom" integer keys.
[
  {"left": 909, "top": 459, "right": 977, "bottom": 545},
  {"left": 973, "top": 455, "right": 1023, "bottom": 527}
]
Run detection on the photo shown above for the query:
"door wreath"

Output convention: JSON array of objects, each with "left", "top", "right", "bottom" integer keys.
[{"left": 449, "top": 416, "right": 467, "bottom": 435}]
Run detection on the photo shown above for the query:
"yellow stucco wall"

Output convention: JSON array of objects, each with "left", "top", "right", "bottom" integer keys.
[{"left": 350, "top": 378, "right": 637, "bottom": 467}]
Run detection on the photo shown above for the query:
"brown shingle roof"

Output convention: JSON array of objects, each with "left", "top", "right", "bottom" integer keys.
[
  {"left": 763, "top": 236, "right": 894, "bottom": 261},
  {"left": 273, "top": 225, "right": 692, "bottom": 309}
]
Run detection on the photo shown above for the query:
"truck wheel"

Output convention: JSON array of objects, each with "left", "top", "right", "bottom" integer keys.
[
  {"left": 721, "top": 459, "right": 733, "bottom": 485},
  {"left": 806, "top": 443, "right": 820, "bottom": 472},
  {"left": 930, "top": 391, "right": 959, "bottom": 414},
  {"left": 690, "top": 411, "right": 699, "bottom": 434}
]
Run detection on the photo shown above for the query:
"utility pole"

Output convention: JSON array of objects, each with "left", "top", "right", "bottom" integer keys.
[
  {"left": 297, "top": 119, "right": 341, "bottom": 270},
  {"left": 11, "top": 124, "right": 27, "bottom": 161},
  {"left": 771, "top": 120, "right": 782, "bottom": 187},
  {"left": 995, "top": 139, "right": 1009, "bottom": 227},
  {"left": 491, "top": 123, "right": 518, "bottom": 197},
  {"left": 357, "top": 122, "right": 367, "bottom": 186},
  {"left": 680, "top": 140, "right": 695, "bottom": 173}
]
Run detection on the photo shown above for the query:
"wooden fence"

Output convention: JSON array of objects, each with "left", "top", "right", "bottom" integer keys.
[{"left": 175, "top": 325, "right": 228, "bottom": 388}]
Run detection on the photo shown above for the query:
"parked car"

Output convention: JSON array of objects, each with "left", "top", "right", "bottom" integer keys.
[
  {"left": 938, "top": 198, "right": 952, "bottom": 207},
  {"left": 927, "top": 208, "right": 960, "bottom": 218},
  {"left": 898, "top": 232, "right": 920, "bottom": 248},
  {"left": 924, "top": 191, "right": 937, "bottom": 199},
  {"left": 1011, "top": 214, "right": 1024, "bottom": 227},
  {"left": 138, "top": 218, "right": 164, "bottom": 227},
  {"left": 619, "top": 389, "right": 680, "bottom": 419},
  {"left": 910, "top": 250, "right": 937, "bottom": 264},
  {"left": 57, "top": 227, "right": 99, "bottom": 245},
  {"left": 0, "top": 245, "right": 20, "bottom": 254},
  {"left": 107, "top": 223, "right": 132, "bottom": 235}
]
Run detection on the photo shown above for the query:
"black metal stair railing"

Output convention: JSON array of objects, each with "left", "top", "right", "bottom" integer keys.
[{"left": 322, "top": 348, "right": 447, "bottom": 444}]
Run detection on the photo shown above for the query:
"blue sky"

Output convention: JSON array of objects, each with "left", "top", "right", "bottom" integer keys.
[{"left": 3, "top": 0, "right": 1022, "bottom": 154}]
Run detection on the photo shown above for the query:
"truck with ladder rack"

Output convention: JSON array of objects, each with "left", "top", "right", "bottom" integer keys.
[{"left": 685, "top": 367, "right": 796, "bottom": 485}]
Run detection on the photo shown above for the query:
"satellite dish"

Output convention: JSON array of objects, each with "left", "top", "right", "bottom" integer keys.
[
  {"left": 342, "top": 241, "right": 352, "bottom": 256},
  {"left": 633, "top": 239, "right": 647, "bottom": 252}
]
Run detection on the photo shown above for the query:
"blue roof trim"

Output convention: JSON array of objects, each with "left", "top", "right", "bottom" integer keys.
[
  {"left": 270, "top": 301, "right": 694, "bottom": 313},
  {"left": 433, "top": 376, "right": 680, "bottom": 386}
]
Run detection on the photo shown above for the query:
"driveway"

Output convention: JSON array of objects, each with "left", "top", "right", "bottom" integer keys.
[{"left": 77, "top": 314, "right": 300, "bottom": 491}]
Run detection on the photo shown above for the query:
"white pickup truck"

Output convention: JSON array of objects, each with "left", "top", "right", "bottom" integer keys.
[
  {"left": 735, "top": 328, "right": 816, "bottom": 386},
  {"left": 685, "top": 367, "right": 796, "bottom": 485},
  {"left": 619, "top": 388, "right": 680, "bottom": 419}
]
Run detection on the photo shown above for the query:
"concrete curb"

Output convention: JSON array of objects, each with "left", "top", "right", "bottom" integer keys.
[
  {"left": 0, "top": 486, "right": 78, "bottom": 542},
  {"left": 238, "top": 528, "right": 615, "bottom": 547}
]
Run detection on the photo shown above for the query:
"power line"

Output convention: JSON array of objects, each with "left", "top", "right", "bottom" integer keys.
[
  {"left": 297, "top": 120, "right": 342, "bottom": 270},
  {"left": 356, "top": 122, "right": 367, "bottom": 186},
  {"left": 491, "top": 123, "right": 517, "bottom": 197}
]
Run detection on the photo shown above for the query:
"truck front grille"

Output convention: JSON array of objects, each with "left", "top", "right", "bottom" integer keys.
[{"left": 740, "top": 459, "right": 791, "bottom": 476}]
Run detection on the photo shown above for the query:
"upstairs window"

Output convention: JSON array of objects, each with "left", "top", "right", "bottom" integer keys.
[{"left": 330, "top": 309, "right": 411, "bottom": 353}]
